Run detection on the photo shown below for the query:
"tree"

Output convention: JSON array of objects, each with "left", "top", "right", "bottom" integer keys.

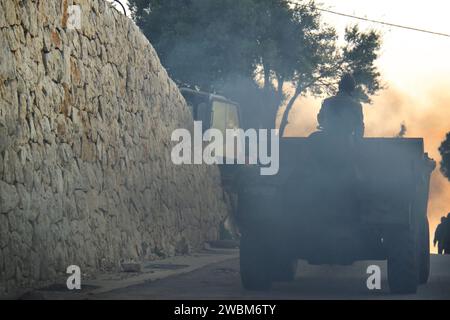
[
  {"left": 439, "top": 132, "right": 450, "bottom": 181},
  {"left": 129, "top": 0, "right": 383, "bottom": 131},
  {"left": 277, "top": 3, "right": 383, "bottom": 135}
]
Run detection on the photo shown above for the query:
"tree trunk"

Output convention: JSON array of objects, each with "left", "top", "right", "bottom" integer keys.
[
  {"left": 278, "top": 89, "right": 301, "bottom": 137},
  {"left": 269, "top": 73, "right": 285, "bottom": 131},
  {"left": 263, "top": 64, "right": 271, "bottom": 91},
  {"left": 276, "top": 75, "right": 284, "bottom": 105}
]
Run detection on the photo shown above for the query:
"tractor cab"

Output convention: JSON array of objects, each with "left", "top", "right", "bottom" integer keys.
[
  {"left": 179, "top": 87, "right": 244, "bottom": 165},
  {"left": 179, "top": 88, "right": 241, "bottom": 135}
]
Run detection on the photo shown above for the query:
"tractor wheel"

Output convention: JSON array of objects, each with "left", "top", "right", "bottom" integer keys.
[
  {"left": 271, "top": 258, "right": 298, "bottom": 282},
  {"left": 418, "top": 218, "right": 430, "bottom": 284},
  {"left": 240, "top": 228, "right": 272, "bottom": 290},
  {"left": 386, "top": 227, "right": 419, "bottom": 294}
]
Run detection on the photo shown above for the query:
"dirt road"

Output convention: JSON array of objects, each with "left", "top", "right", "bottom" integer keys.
[{"left": 92, "top": 254, "right": 450, "bottom": 300}]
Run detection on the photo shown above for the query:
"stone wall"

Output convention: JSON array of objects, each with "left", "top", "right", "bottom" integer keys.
[{"left": 0, "top": 0, "right": 228, "bottom": 296}]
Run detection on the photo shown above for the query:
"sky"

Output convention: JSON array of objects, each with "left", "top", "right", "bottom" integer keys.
[
  {"left": 108, "top": 0, "right": 131, "bottom": 16},
  {"left": 318, "top": 0, "right": 450, "bottom": 93},
  {"left": 284, "top": 0, "right": 450, "bottom": 251}
]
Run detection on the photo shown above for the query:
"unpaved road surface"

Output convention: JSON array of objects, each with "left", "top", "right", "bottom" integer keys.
[{"left": 92, "top": 255, "right": 450, "bottom": 300}]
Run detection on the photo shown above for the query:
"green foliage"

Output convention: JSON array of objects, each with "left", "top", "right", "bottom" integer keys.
[
  {"left": 439, "top": 132, "right": 450, "bottom": 181},
  {"left": 343, "top": 26, "right": 383, "bottom": 103}
]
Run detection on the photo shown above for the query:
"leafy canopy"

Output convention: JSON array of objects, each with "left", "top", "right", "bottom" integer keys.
[{"left": 130, "top": 0, "right": 383, "bottom": 130}]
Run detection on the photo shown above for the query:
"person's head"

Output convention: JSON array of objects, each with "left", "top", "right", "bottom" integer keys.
[
  {"left": 338, "top": 73, "right": 356, "bottom": 94},
  {"left": 442, "top": 217, "right": 447, "bottom": 223},
  {"left": 447, "top": 213, "right": 450, "bottom": 219}
]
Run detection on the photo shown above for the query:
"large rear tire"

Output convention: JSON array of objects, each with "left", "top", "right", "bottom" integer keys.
[
  {"left": 386, "top": 227, "right": 419, "bottom": 294},
  {"left": 418, "top": 218, "right": 430, "bottom": 284},
  {"left": 240, "top": 229, "right": 272, "bottom": 290},
  {"left": 271, "top": 258, "right": 298, "bottom": 282}
]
